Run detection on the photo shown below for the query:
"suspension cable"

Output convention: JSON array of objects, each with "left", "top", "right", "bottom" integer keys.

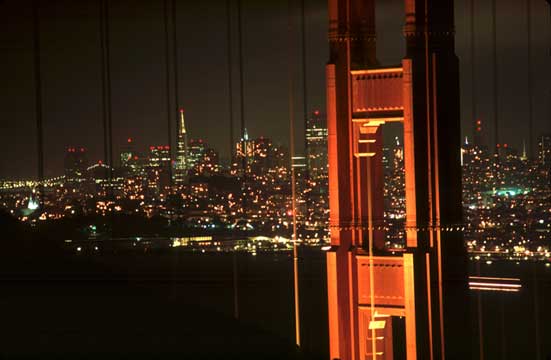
[
  {"left": 100, "top": 0, "right": 113, "bottom": 191},
  {"left": 237, "top": 0, "right": 245, "bottom": 144},
  {"left": 287, "top": 0, "right": 300, "bottom": 347},
  {"left": 526, "top": 0, "right": 533, "bottom": 159},
  {"left": 470, "top": 0, "right": 477, "bottom": 143},
  {"left": 32, "top": 0, "right": 44, "bottom": 207},
  {"left": 172, "top": 0, "right": 180, "bottom": 127},
  {"left": 227, "top": 0, "right": 234, "bottom": 165},
  {"left": 492, "top": 0, "right": 499, "bottom": 152},
  {"left": 300, "top": 0, "right": 308, "bottom": 180},
  {"left": 164, "top": 0, "right": 173, "bottom": 187},
  {"left": 227, "top": 0, "right": 240, "bottom": 321}
]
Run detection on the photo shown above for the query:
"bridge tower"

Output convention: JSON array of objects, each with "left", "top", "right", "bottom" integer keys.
[{"left": 326, "top": 0, "right": 471, "bottom": 359}]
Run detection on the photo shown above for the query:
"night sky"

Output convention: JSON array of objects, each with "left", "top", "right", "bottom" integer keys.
[{"left": 0, "top": 0, "right": 549, "bottom": 179}]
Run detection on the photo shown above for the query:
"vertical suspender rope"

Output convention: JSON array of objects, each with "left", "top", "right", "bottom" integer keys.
[
  {"left": 491, "top": 0, "right": 498, "bottom": 152},
  {"left": 526, "top": 0, "right": 533, "bottom": 159},
  {"left": 100, "top": 0, "right": 113, "bottom": 194},
  {"left": 106, "top": 0, "right": 113, "bottom": 186},
  {"left": 533, "top": 262, "right": 541, "bottom": 360},
  {"left": 32, "top": 0, "right": 44, "bottom": 207},
  {"left": 237, "top": 0, "right": 247, "bottom": 218},
  {"left": 227, "top": 0, "right": 240, "bottom": 321},
  {"left": 288, "top": 0, "right": 300, "bottom": 348},
  {"left": 100, "top": 0, "right": 108, "bottom": 175},
  {"left": 100, "top": 0, "right": 114, "bottom": 245},
  {"left": 472, "top": 14, "right": 483, "bottom": 360},
  {"left": 172, "top": 0, "right": 180, "bottom": 137},
  {"left": 470, "top": 0, "right": 477, "bottom": 143},
  {"left": 300, "top": 0, "right": 310, "bottom": 351},
  {"left": 301, "top": 0, "right": 309, "bottom": 181},
  {"left": 237, "top": 0, "right": 245, "bottom": 162},
  {"left": 548, "top": 1, "right": 551, "bottom": 136},
  {"left": 227, "top": 0, "right": 234, "bottom": 165},
  {"left": 164, "top": 0, "right": 173, "bottom": 187}
]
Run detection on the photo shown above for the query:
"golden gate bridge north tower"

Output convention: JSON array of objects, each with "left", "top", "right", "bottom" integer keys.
[{"left": 325, "top": 0, "right": 471, "bottom": 359}]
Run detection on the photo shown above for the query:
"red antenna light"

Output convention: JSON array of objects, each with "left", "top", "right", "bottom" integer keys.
[
  {"left": 80, "top": 148, "right": 84, "bottom": 152},
  {"left": 496, "top": 144, "right": 500, "bottom": 148},
  {"left": 314, "top": 110, "right": 320, "bottom": 116},
  {"left": 179, "top": 108, "right": 184, "bottom": 113},
  {"left": 503, "top": 143, "right": 508, "bottom": 148},
  {"left": 98, "top": 160, "right": 103, "bottom": 164},
  {"left": 127, "top": 138, "right": 132, "bottom": 143}
]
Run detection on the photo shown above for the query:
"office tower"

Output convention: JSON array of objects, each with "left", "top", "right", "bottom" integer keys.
[
  {"left": 191, "top": 146, "right": 219, "bottom": 176},
  {"left": 188, "top": 139, "right": 206, "bottom": 171},
  {"left": 538, "top": 134, "right": 551, "bottom": 166},
  {"left": 303, "top": 111, "right": 328, "bottom": 234},
  {"left": 64, "top": 147, "right": 88, "bottom": 182},
  {"left": 305, "top": 110, "right": 328, "bottom": 182},
  {"left": 235, "top": 128, "right": 255, "bottom": 172},
  {"left": 248, "top": 137, "right": 274, "bottom": 175},
  {"left": 120, "top": 137, "right": 140, "bottom": 177},
  {"left": 175, "top": 108, "right": 188, "bottom": 183},
  {"left": 147, "top": 145, "right": 171, "bottom": 193},
  {"left": 473, "top": 118, "right": 484, "bottom": 149}
]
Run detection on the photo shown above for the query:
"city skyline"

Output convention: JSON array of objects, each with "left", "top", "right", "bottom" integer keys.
[
  {"left": 1, "top": 1, "right": 550, "bottom": 357},
  {"left": 1, "top": 0, "right": 550, "bottom": 179}
]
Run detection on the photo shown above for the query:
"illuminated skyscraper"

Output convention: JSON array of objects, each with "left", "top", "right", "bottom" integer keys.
[
  {"left": 175, "top": 108, "right": 188, "bottom": 184},
  {"left": 304, "top": 110, "right": 328, "bottom": 233},
  {"left": 473, "top": 118, "right": 484, "bottom": 148},
  {"left": 64, "top": 147, "right": 88, "bottom": 182},
  {"left": 120, "top": 137, "right": 140, "bottom": 177},
  {"left": 538, "top": 134, "right": 551, "bottom": 166},
  {"left": 188, "top": 139, "right": 206, "bottom": 170},
  {"left": 147, "top": 145, "right": 171, "bottom": 193},
  {"left": 253, "top": 137, "right": 268, "bottom": 172},
  {"left": 305, "top": 110, "right": 328, "bottom": 182},
  {"left": 235, "top": 128, "right": 255, "bottom": 172}
]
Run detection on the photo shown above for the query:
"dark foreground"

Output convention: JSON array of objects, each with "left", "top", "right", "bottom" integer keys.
[
  {"left": 0, "top": 248, "right": 328, "bottom": 360},
  {"left": 1, "top": 208, "right": 550, "bottom": 359}
]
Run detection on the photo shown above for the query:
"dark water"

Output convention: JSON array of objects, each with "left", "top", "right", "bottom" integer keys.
[
  {"left": 469, "top": 261, "right": 551, "bottom": 360},
  {"left": 1, "top": 248, "right": 549, "bottom": 359}
]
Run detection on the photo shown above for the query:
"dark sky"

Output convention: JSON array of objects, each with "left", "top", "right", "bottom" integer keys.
[{"left": 0, "top": 0, "right": 550, "bottom": 179}]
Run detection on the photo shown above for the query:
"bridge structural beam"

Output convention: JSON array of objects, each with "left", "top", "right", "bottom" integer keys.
[{"left": 326, "top": 0, "right": 471, "bottom": 359}]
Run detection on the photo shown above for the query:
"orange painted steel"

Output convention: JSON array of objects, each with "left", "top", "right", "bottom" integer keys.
[{"left": 325, "top": 0, "right": 470, "bottom": 359}]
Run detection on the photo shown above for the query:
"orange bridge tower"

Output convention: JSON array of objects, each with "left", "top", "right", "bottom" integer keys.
[{"left": 325, "top": 0, "right": 471, "bottom": 359}]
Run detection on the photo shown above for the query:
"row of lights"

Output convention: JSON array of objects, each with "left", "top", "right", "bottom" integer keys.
[{"left": 329, "top": 225, "right": 467, "bottom": 232}]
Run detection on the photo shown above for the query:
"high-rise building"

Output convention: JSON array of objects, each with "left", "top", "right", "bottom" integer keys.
[
  {"left": 538, "top": 134, "right": 551, "bottom": 166},
  {"left": 188, "top": 140, "right": 219, "bottom": 177},
  {"left": 520, "top": 139, "right": 528, "bottom": 161},
  {"left": 196, "top": 147, "right": 219, "bottom": 176},
  {"left": 305, "top": 110, "right": 328, "bottom": 182},
  {"left": 249, "top": 137, "right": 281, "bottom": 175},
  {"left": 147, "top": 145, "right": 171, "bottom": 193},
  {"left": 473, "top": 118, "right": 484, "bottom": 149},
  {"left": 175, "top": 108, "right": 188, "bottom": 183},
  {"left": 235, "top": 128, "right": 255, "bottom": 172},
  {"left": 304, "top": 111, "right": 329, "bottom": 234},
  {"left": 64, "top": 147, "right": 88, "bottom": 182},
  {"left": 188, "top": 139, "right": 206, "bottom": 171},
  {"left": 120, "top": 137, "right": 140, "bottom": 176}
]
